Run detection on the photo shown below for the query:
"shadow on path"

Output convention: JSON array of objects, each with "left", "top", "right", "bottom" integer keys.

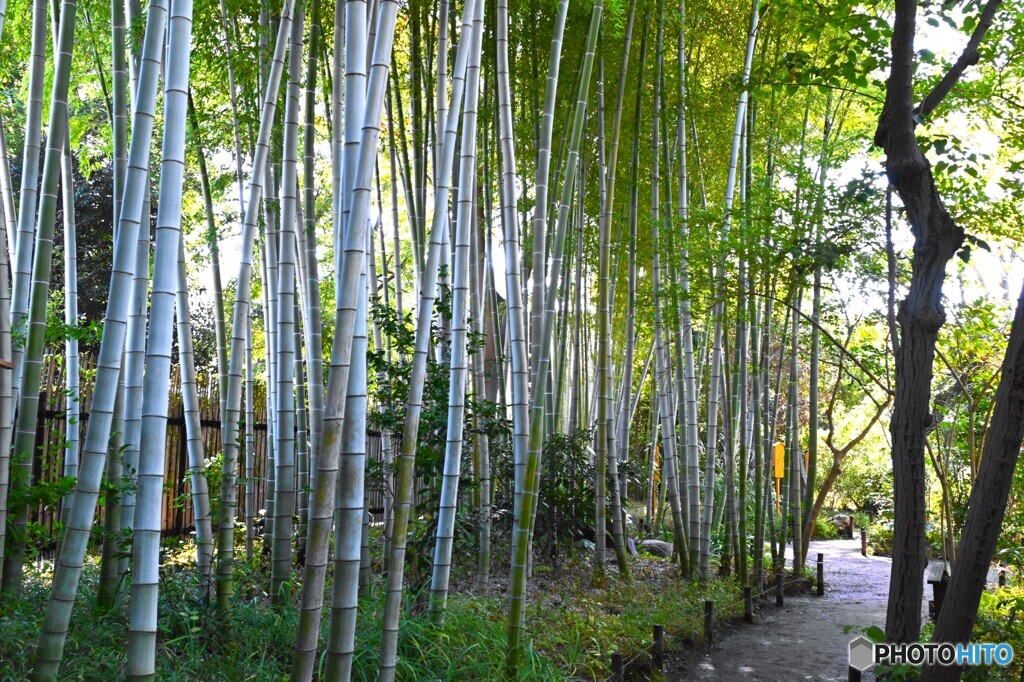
[{"left": 667, "top": 539, "right": 927, "bottom": 681}]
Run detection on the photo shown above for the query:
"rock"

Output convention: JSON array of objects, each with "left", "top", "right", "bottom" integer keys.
[
  {"left": 830, "top": 514, "right": 853, "bottom": 538},
  {"left": 627, "top": 537, "right": 638, "bottom": 556},
  {"left": 640, "top": 539, "right": 673, "bottom": 558},
  {"left": 576, "top": 539, "right": 596, "bottom": 552}
]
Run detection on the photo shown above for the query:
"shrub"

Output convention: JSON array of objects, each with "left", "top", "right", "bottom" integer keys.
[
  {"left": 925, "top": 522, "right": 946, "bottom": 558},
  {"left": 813, "top": 515, "right": 840, "bottom": 540},
  {"left": 867, "top": 522, "right": 894, "bottom": 556},
  {"left": 965, "top": 585, "right": 1024, "bottom": 681},
  {"left": 492, "top": 428, "right": 597, "bottom": 562}
]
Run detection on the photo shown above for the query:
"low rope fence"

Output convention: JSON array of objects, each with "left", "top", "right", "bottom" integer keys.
[
  {"left": 603, "top": 552, "right": 829, "bottom": 681},
  {"left": 602, "top": 623, "right": 666, "bottom": 682}
]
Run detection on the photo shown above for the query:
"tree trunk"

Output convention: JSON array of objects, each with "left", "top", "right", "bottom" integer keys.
[
  {"left": 875, "top": 0, "right": 1002, "bottom": 642},
  {"left": 925, "top": 282, "right": 1024, "bottom": 680}
]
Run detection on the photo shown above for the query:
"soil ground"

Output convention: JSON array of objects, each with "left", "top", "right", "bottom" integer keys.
[{"left": 666, "top": 539, "right": 936, "bottom": 681}]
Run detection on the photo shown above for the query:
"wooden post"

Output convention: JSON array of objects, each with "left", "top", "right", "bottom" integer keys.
[
  {"left": 776, "top": 573, "right": 784, "bottom": 607},
  {"left": 704, "top": 599, "right": 714, "bottom": 644},
  {"left": 611, "top": 652, "right": 624, "bottom": 681},
  {"left": 816, "top": 552, "right": 825, "bottom": 596},
  {"left": 744, "top": 586, "right": 753, "bottom": 622},
  {"left": 848, "top": 666, "right": 862, "bottom": 682},
  {"left": 653, "top": 624, "right": 665, "bottom": 671},
  {"left": 929, "top": 567, "right": 951, "bottom": 621},
  {"left": 860, "top": 527, "right": 867, "bottom": 557}
]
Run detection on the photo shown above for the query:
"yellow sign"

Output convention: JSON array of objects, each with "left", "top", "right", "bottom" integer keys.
[{"left": 773, "top": 442, "right": 786, "bottom": 479}]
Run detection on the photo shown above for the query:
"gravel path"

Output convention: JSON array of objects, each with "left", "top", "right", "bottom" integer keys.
[{"left": 667, "top": 539, "right": 934, "bottom": 681}]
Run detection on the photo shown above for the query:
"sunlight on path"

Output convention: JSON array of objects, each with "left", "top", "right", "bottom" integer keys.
[{"left": 669, "top": 539, "right": 927, "bottom": 681}]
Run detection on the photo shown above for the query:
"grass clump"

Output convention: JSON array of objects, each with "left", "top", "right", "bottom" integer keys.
[{"left": 519, "top": 556, "right": 745, "bottom": 679}]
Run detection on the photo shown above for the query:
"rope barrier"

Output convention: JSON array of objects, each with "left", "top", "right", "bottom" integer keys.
[
  {"left": 603, "top": 649, "right": 652, "bottom": 681},
  {"left": 601, "top": 625, "right": 664, "bottom": 682},
  {"left": 602, "top": 564, "right": 822, "bottom": 680},
  {"left": 623, "top": 650, "right": 649, "bottom": 668},
  {"left": 751, "top": 576, "right": 804, "bottom": 601}
]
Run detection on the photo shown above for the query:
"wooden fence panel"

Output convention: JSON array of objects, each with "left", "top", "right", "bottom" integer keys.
[{"left": 27, "top": 353, "right": 387, "bottom": 537}]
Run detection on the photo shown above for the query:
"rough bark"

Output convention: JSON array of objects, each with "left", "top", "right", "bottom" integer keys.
[
  {"left": 874, "top": 0, "right": 1002, "bottom": 643},
  {"left": 925, "top": 282, "right": 1024, "bottom": 680}
]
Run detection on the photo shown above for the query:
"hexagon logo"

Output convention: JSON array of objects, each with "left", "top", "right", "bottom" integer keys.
[{"left": 848, "top": 636, "right": 875, "bottom": 672}]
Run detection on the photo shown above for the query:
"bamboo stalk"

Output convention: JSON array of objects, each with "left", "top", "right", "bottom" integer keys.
[
  {"left": 34, "top": 0, "right": 165, "bottom": 669},
  {"left": 216, "top": 0, "right": 297, "bottom": 609},
  {"left": 429, "top": 0, "right": 483, "bottom": 618},
  {"left": 8, "top": 0, "right": 48, "bottom": 417},
  {"left": 270, "top": 0, "right": 305, "bottom": 608},
  {"left": 376, "top": 0, "right": 477, "bottom": 674},
  {"left": 507, "top": 0, "right": 602, "bottom": 670},
  {"left": 5, "top": 0, "right": 80, "bottom": 594},
  {"left": 291, "top": 0, "right": 400, "bottom": 675}
]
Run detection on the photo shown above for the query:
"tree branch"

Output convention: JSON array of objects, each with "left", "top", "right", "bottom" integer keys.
[
  {"left": 834, "top": 394, "right": 891, "bottom": 459},
  {"left": 935, "top": 346, "right": 971, "bottom": 400},
  {"left": 754, "top": 80, "right": 885, "bottom": 105},
  {"left": 759, "top": 291, "right": 894, "bottom": 397},
  {"left": 914, "top": 0, "right": 1004, "bottom": 121}
]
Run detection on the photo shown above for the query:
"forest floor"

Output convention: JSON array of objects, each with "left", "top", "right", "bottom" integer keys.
[{"left": 666, "top": 538, "right": 934, "bottom": 681}]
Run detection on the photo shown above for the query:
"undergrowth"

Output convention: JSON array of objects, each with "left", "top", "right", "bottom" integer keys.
[
  {"left": 0, "top": 538, "right": 745, "bottom": 681},
  {"left": 866, "top": 583, "right": 1024, "bottom": 681},
  {"left": 963, "top": 583, "right": 1024, "bottom": 681}
]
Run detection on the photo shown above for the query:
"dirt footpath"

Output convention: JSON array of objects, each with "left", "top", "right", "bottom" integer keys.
[{"left": 668, "top": 539, "right": 932, "bottom": 681}]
